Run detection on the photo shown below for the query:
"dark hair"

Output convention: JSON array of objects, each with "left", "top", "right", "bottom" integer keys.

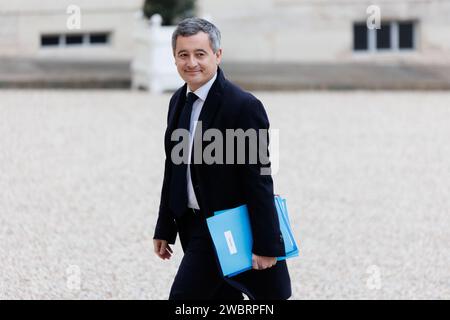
[{"left": 172, "top": 17, "right": 221, "bottom": 53}]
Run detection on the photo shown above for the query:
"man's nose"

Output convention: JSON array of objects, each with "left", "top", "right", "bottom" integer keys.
[{"left": 187, "top": 56, "right": 198, "bottom": 68}]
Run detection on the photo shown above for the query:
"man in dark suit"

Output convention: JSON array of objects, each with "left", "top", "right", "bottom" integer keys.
[{"left": 153, "top": 17, "right": 291, "bottom": 300}]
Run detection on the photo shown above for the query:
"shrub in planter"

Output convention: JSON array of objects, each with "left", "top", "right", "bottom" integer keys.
[{"left": 143, "top": 0, "right": 196, "bottom": 26}]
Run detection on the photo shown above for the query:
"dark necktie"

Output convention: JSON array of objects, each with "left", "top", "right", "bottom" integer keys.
[{"left": 169, "top": 92, "right": 199, "bottom": 218}]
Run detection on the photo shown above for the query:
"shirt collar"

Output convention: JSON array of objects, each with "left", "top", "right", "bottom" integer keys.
[{"left": 186, "top": 72, "right": 217, "bottom": 102}]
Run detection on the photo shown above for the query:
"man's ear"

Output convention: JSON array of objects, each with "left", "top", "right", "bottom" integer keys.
[{"left": 215, "top": 48, "right": 223, "bottom": 65}]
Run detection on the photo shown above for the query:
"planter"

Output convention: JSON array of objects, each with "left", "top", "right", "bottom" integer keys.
[{"left": 131, "top": 14, "right": 183, "bottom": 93}]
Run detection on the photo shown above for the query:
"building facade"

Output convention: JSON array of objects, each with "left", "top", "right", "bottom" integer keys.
[
  {"left": 0, "top": 0, "right": 143, "bottom": 61},
  {"left": 198, "top": 0, "right": 450, "bottom": 65},
  {"left": 1, "top": 0, "right": 449, "bottom": 89}
]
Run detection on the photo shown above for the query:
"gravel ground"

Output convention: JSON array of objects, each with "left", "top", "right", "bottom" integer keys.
[{"left": 0, "top": 89, "right": 449, "bottom": 300}]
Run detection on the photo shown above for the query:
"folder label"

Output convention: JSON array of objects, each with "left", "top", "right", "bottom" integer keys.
[{"left": 224, "top": 230, "right": 237, "bottom": 255}]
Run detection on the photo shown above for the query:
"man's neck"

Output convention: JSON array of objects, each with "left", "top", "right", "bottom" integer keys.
[{"left": 187, "top": 72, "right": 217, "bottom": 96}]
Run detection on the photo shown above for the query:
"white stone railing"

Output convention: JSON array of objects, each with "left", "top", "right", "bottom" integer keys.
[{"left": 131, "top": 14, "right": 183, "bottom": 93}]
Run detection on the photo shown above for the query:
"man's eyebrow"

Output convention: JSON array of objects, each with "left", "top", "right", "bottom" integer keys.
[{"left": 177, "top": 49, "right": 208, "bottom": 55}]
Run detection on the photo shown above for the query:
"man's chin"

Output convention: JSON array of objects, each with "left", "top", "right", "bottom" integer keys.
[
  {"left": 184, "top": 71, "right": 202, "bottom": 79},
  {"left": 185, "top": 78, "right": 205, "bottom": 89}
]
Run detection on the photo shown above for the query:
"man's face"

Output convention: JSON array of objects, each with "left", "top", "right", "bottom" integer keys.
[{"left": 174, "top": 32, "right": 222, "bottom": 92}]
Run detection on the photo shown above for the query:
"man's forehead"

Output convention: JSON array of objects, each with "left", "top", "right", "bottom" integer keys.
[{"left": 175, "top": 33, "right": 212, "bottom": 51}]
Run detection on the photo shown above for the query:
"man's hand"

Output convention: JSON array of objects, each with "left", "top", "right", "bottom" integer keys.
[
  {"left": 252, "top": 254, "right": 277, "bottom": 270},
  {"left": 153, "top": 239, "right": 173, "bottom": 260}
]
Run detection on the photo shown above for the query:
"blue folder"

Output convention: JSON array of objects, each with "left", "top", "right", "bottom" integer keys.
[{"left": 206, "top": 195, "right": 299, "bottom": 277}]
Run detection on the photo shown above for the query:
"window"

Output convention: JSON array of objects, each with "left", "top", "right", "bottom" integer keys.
[
  {"left": 41, "top": 35, "right": 60, "bottom": 46},
  {"left": 66, "top": 34, "right": 83, "bottom": 46},
  {"left": 40, "top": 32, "right": 110, "bottom": 48},
  {"left": 353, "top": 21, "right": 416, "bottom": 52},
  {"left": 89, "top": 33, "right": 109, "bottom": 44},
  {"left": 376, "top": 23, "right": 391, "bottom": 49},
  {"left": 353, "top": 23, "right": 368, "bottom": 51},
  {"left": 399, "top": 22, "right": 414, "bottom": 49}
]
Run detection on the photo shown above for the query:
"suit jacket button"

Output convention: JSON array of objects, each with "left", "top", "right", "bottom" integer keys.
[{"left": 279, "top": 234, "right": 284, "bottom": 242}]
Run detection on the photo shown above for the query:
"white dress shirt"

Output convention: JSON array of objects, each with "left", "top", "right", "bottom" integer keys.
[{"left": 185, "top": 72, "right": 217, "bottom": 210}]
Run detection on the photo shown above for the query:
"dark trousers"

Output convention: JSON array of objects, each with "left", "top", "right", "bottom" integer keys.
[{"left": 169, "top": 208, "right": 244, "bottom": 300}]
